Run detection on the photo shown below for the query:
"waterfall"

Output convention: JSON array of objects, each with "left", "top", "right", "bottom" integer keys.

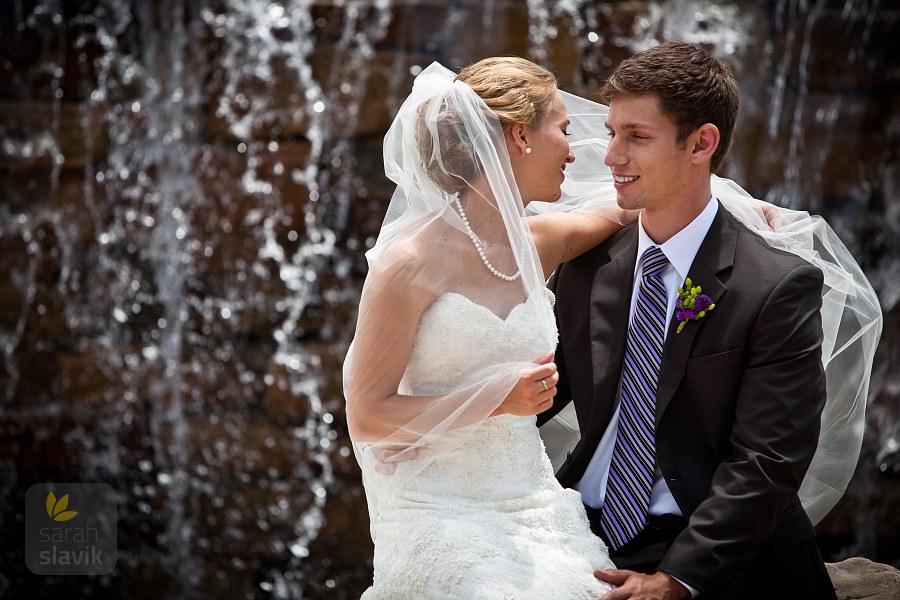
[{"left": 1, "top": 1, "right": 896, "bottom": 597}]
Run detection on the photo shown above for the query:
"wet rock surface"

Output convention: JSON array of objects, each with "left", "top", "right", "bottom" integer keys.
[{"left": 0, "top": 1, "right": 897, "bottom": 598}]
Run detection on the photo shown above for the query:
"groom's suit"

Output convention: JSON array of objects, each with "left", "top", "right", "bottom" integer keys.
[{"left": 540, "top": 203, "right": 836, "bottom": 598}]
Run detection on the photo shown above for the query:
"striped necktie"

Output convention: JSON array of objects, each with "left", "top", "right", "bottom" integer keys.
[{"left": 600, "top": 245, "right": 670, "bottom": 550}]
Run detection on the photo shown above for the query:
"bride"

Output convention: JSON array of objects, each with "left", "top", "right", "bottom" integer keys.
[{"left": 342, "top": 57, "right": 628, "bottom": 598}]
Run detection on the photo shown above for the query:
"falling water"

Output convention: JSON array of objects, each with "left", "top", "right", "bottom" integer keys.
[{"left": 1, "top": 0, "right": 394, "bottom": 596}]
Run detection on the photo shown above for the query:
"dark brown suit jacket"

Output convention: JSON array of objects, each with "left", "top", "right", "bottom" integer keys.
[{"left": 539, "top": 204, "right": 828, "bottom": 595}]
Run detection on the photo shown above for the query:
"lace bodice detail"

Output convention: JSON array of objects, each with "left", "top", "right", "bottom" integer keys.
[{"left": 400, "top": 289, "right": 558, "bottom": 395}]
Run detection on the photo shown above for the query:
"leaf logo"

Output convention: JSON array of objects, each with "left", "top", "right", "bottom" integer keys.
[{"left": 45, "top": 491, "right": 78, "bottom": 522}]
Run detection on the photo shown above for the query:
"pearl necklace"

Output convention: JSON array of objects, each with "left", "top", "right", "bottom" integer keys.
[{"left": 453, "top": 197, "right": 521, "bottom": 282}]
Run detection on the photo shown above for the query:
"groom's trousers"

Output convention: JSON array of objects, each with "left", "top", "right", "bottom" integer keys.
[{"left": 584, "top": 505, "right": 837, "bottom": 600}]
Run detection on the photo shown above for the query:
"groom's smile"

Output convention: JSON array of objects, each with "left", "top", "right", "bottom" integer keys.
[{"left": 613, "top": 174, "right": 639, "bottom": 185}]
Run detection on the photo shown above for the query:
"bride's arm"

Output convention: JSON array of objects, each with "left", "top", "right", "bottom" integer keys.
[
  {"left": 528, "top": 209, "right": 637, "bottom": 280},
  {"left": 345, "top": 242, "right": 558, "bottom": 443},
  {"left": 344, "top": 243, "right": 446, "bottom": 442}
]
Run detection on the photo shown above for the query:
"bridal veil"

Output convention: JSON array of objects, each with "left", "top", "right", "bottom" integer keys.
[{"left": 344, "top": 61, "right": 882, "bottom": 531}]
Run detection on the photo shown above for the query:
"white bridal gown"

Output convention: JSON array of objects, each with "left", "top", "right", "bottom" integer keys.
[{"left": 361, "top": 290, "right": 614, "bottom": 599}]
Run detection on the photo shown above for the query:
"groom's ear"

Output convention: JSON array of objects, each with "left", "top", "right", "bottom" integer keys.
[{"left": 689, "top": 123, "right": 720, "bottom": 165}]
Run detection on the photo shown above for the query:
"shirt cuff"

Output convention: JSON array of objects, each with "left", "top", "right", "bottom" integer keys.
[{"left": 668, "top": 574, "right": 698, "bottom": 598}]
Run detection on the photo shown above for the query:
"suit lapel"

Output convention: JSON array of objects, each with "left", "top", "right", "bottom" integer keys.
[
  {"left": 655, "top": 206, "right": 737, "bottom": 424},
  {"left": 587, "top": 226, "right": 638, "bottom": 432}
]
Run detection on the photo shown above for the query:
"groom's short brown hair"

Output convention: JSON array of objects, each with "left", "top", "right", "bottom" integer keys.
[{"left": 600, "top": 40, "right": 740, "bottom": 172}]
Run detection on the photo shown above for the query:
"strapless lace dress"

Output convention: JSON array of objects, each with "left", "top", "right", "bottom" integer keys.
[{"left": 361, "top": 290, "right": 614, "bottom": 599}]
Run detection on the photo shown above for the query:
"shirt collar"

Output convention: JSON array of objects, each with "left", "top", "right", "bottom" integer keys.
[{"left": 635, "top": 196, "right": 719, "bottom": 282}]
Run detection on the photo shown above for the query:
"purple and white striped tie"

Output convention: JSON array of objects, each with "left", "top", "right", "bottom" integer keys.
[{"left": 601, "top": 245, "right": 670, "bottom": 550}]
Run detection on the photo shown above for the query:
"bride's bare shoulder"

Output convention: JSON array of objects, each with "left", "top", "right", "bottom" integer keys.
[
  {"left": 365, "top": 219, "right": 469, "bottom": 307},
  {"left": 376, "top": 216, "right": 465, "bottom": 273}
]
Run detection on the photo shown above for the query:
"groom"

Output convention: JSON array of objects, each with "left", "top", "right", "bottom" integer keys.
[{"left": 538, "top": 42, "right": 837, "bottom": 599}]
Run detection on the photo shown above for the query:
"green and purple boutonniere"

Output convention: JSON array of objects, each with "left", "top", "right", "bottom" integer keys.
[{"left": 675, "top": 277, "right": 715, "bottom": 334}]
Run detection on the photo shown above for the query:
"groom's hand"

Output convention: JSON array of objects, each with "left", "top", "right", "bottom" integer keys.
[
  {"left": 492, "top": 353, "right": 558, "bottom": 416},
  {"left": 595, "top": 569, "right": 690, "bottom": 600}
]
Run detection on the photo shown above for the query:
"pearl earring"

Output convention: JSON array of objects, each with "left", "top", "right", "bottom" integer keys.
[{"left": 525, "top": 147, "right": 532, "bottom": 154}]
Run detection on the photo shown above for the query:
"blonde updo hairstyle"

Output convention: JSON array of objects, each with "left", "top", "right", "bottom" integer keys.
[{"left": 415, "top": 57, "right": 559, "bottom": 195}]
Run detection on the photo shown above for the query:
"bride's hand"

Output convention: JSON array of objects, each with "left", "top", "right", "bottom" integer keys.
[
  {"left": 492, "top": 353, "right": 558, "bottom": 417},
  {"left": 373, "top": 444, "right": 419, "bottom": 475},
  {"left": 755, "top": 198, "right": 781, "bottom": 231}
]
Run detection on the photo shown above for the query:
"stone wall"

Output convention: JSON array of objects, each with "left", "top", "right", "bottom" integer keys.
[{"left": 0, "top": 1, "right": 897, "bottom": 598}]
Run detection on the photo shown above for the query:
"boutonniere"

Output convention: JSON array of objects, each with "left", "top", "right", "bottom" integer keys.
[{"left": 675, "top": 277, "right": 715, "bottom": 334}]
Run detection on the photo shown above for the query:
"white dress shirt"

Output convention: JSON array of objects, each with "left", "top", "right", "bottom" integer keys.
[{"left": 575, "top": 196, "right": 718, "bottom": 596}]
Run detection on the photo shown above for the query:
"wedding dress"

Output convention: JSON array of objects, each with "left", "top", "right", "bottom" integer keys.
[{"left": 360, "top": 289, "right": 614, "bottom": 599}]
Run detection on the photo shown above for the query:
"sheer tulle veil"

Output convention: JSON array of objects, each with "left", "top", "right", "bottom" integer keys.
[
  {"left": 342, "top": 63, "right": 557, "bottom": 531},
  {"left": 343, "top": 61, "right": 882, "bottom": 532},
  {"left": 712, "top": 177, "right": 882, "bottom": 524},
  {"left": 536, "top": 92, "right": 883, "bottom": 526}
]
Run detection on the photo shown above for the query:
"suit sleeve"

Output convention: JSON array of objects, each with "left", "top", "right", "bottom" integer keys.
[{"left": 658, "top": 263, "right": 826, "bottom": 594}]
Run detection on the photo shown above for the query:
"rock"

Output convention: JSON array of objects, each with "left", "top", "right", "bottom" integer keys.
[{"left": 826, "top": 557, "right": 900, "bottom": 600}]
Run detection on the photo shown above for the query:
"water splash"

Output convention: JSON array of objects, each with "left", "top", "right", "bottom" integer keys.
[
  {"left": 2, "top": 0, "right": 393, "bottom": 596},
  {"left": 1, "top": 1, "right": 896, "bottom": 597}
]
